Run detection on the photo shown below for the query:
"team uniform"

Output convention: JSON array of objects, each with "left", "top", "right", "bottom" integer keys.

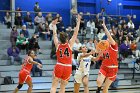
[
  {"left": 54, "top": 43, "right": 72, "bottom": 81},
  {"left": 74, "top": 53, "right": 93, "bottom": 83},
  {"left": 99, "top": 43, "right": 118, "bottom": 81},
  {"left": 18, "top": 56, "right": 33, "bottom": 84}
]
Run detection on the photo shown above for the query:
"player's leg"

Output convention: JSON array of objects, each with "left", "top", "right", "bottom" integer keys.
[
  {"left": 82, "top": 76, "right": 89, "bottom": 93},
  {"left": 50, "top": 76, "right": 59, "bottom": 93},
  {"left": 26, "top": 80, "right": 33, "bottom": 93},
  {"left": 74, "top": 82, "right": 81, "bottom": 93},
  {"left": 102, "top": 78, "right": 113, "bottom": 93},
  {"left": 26, "top": 76, "right": 33, "bottom": 93},
  {"left": 96, "top": 73, "right": 106, "bottom": 93},
  {"left": 59, "top": 79, "right": 68, "bottom": 93},
  {"left": 13, "top": 83, "right": 23, "bottom": 93}
]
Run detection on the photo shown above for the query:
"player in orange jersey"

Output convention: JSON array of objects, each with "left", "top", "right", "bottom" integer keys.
[
  {"left": 96, "top": 21, "right": 118, "bottom": 93},
  {"left": 50, "top": 15, "right": 81, "bottom": 93},
  {"left": 13, "top": 50, "right": 42, "bottom": 93}
]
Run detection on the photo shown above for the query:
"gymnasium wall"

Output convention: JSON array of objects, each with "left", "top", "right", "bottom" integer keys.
[
  {"left": 15, "top": 0, "right": 71, "bottom": 27},
  {"left": 77, "top": 0, "right": 140, "bottom": 28},
  {"left": 0, "top": 0, "right": 140, "bottom": 28}
]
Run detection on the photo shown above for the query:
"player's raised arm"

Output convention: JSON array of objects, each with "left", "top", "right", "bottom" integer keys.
[
  {"left": 52, "top": 18, "right": 59, "bottom": 48},
  {"left": 69, "top": 14, "right": 81, "bottom": 48},
  {"left": 102, "top": 20, "right": 116, "bottom": 45}
]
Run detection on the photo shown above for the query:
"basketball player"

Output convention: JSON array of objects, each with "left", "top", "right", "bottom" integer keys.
[
  {"left": 74, "top": 46, "right": 102, "bottom": 93},
  {"left": 96, "top": 21, "right": 118, "bottom": 93},
  {"left": 13, "top": 50, "right": 42, "bottom": 93},
  {"left": 50, "top": 15, "right": 81, "bottom": 93}
]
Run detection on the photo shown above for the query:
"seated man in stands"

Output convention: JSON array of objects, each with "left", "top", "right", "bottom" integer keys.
[
  {"left": 86, "top": 39, "right": 95, "bottom": 51},
  {"left": 110, "top": 77, "right": 119, "bottom": 89},
  {"left": 73, "top": 38, "right": 82, "bottom": 59},
  {"left": 20, "top": 25, "right": 30, "bottom": 39},
  {"left": 34, "top": 22, "right": 51, "bottom": 40},
  {"left": 32, "top": 55, "right": 42, "bottom": 77},
  {"left": 16, "top": 33, "right": 29, "bottom": 53},
  {"left": 34, "top": 12, "right": 45, "bottom": 26},
  {"left": 119, "top": 40, "right": 132, "bottom": 58},
  {"left": 28, "top": 34, "right": 42, "bottom": 54},
  {"left": 4, "top": 11, "right": 11, "bottom": 28},
  {"left": 24, "top": 12, "right": 34, "bottom": 29},
  {"left": 7, "top": 45, "right": 22, "bottom": 65}
]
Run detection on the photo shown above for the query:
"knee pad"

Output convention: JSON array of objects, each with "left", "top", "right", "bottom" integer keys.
[{"left": 17, "top": 84, "right": 23, "bottom": 89}]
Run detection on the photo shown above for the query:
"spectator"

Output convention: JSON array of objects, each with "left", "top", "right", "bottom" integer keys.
[
  {"left": 35, "top": 22, "right": 51, "bottom": 40},
  {"left": 32, "top": 55, "right": 42, "bottom": 77},
  {"left": 34, "top": 2, "right": 41, "bottom": 16},
  {"left": 110, "top": 77, "right": 119, "bottom": 89},
  {"left": 73, "top": 39, "right": 82, "bottom": 59},
  {"left": 66, "top": 26, "right": 74, "bottom": 39},
  {"left": 82, "top": 39, "right": 88, "bottom": 46},
  {"left": 56, "top": 13, "right": 60, "bottom": 18},
  {"left": 14, "top": 12, "right": 22, "bottom": 28},
  {"left": 97, "top": 29, "right": 105, "bottom": 40},
  {"left": 119, "top": 40, "right": 132, "bottom": 58},
  {"left": 136, "top": 39, "right": 140, "bottom": 58},
  {"left": 100, "top": 8, "right": 106, "bottom": 16},
  {"left": 24, "top": 12, "right": 34, "bottom": 29},
  {"left": 46, "top": 13, "right": 53, "bottom": 25},
  {"left": 57, "top": 16, "right": 65, "bottom": 32},
  {"left": 136, "top": 26, "right": 140, "bottom": 37},
  {"left": 20, "top": 25, "right": 30, "bottom": 39},
  {"left": 128, "top": 20, "right": 135, "bottom": 29},
  {"left": 4, "top": 11, "right": 11, "bottom": 28},
  {"left": 95, "top": 14, "right": 103, "bottom": 34},
  {"left": 71, "top": 5, "right": 77, "bottom": 28},
  {"left": 34, "top": 12, "right": 45, "bottom": 25},
  {"left": 7, "top": 45, "right": 22, "bottom": 65},
  {"left": 79, "top": 13, "right": 86, "bottom": 34},
  {"left": 28, "top": 34, "right": 42, "bottom": 54},
  {"left": 16, "top": 33, "right": 29, "bottom": 53},
  {"left": 87, "top": 19, "right": 98, "bottom": 39},
  {"left": 10, "top": 26, "right": 19, "bottom": 45},
  {"left": 130, "top": 40, "right": 137, "bottom": 58},
  {"left": 86, "top": 39, "right": 95, "bottom": 51}
]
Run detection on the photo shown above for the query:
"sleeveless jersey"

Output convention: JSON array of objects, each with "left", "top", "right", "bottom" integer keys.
[
  {"left": 101, "top": 43, "right": 118, "bottom": 66},
  {"left": 21, "top": 56, "right": 33, "bottom": 72},
  {"left": 56, "top": 43, "right": 72, "bottom": 64},
  {"left": 77, "top": 53, "right": 93, "bottom": 74}
]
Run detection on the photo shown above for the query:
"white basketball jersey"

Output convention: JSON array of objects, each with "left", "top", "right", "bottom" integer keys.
[{"left": 77, "top": 53, "right": 93, "bottom": 75}]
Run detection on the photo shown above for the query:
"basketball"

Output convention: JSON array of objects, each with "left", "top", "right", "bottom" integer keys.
[{"left": 96, "top": 40, "right": 109, "bottom": 51}]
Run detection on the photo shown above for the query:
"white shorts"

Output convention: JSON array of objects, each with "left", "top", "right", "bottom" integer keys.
[{"left": 74, "top": 70, "right": 89, "bottom": 84}]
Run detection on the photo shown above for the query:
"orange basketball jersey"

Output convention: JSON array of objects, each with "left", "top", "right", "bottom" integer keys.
[
  {"left": 21, "top": 56, "right": 33, "bottom": 72},
  {"left": 56, "top": 43, "right": 72, "bottom": 64},
  {"left": 101, "top": 43, "right": 118, "bottom": 66}
]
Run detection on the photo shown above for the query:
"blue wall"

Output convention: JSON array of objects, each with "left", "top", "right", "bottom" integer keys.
[
  {"left": 0, "top": 0, "right": 140, "bottom": 28},
  {"left": 15, "top": 0, "right": 71, "bottom": 27},
  {"left": 0, "top": 0, "right": 10, "bottom": 22},
  {"left": 77, "top": 0, "right": 140, "bottom": 28}
]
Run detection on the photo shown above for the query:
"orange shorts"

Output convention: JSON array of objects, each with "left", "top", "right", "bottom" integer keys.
[
  {"left": 53, "top": 63, "right": 72, "bottom": 81},
  {"left": 19, "top": 69, "right": 32, "bottom": 84},
  {"left": 99, "top": 66, "right": 118, "bottom": 81}
]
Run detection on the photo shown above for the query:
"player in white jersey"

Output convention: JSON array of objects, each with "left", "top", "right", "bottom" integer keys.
[{"left": 74, "top": 46, "right": 102, "bottom": 93}]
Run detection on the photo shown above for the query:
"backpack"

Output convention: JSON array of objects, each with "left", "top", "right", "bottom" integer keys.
[{"left": 4, "top": 76, "right": 14, "bottom": 85}]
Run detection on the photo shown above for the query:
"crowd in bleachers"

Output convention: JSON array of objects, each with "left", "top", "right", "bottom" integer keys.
[{"left": 2, "top": 2, "right": 140, "bottom": 80}]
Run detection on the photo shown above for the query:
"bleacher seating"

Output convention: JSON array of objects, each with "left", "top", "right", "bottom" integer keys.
[{"left": 0, "top": 24, "right": 140, "bottom": 93}]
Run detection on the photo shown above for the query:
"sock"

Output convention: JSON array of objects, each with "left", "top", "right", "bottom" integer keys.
[{"left": 96, "top": 87, "right": 101, "bottom": 93}]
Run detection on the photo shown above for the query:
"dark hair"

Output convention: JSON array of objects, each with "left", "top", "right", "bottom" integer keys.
[
  {"left": 59, "top": 32, "right": 68, "bottom": 44},
  {"left": 27, "top": 50, "right": 34, "bottom": 56},
  {"left": 53, "top": 17, "right": 58, "bottom": 21},
  {"left": 35, "top": 2, "right": 38, "bottom": 4}
]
